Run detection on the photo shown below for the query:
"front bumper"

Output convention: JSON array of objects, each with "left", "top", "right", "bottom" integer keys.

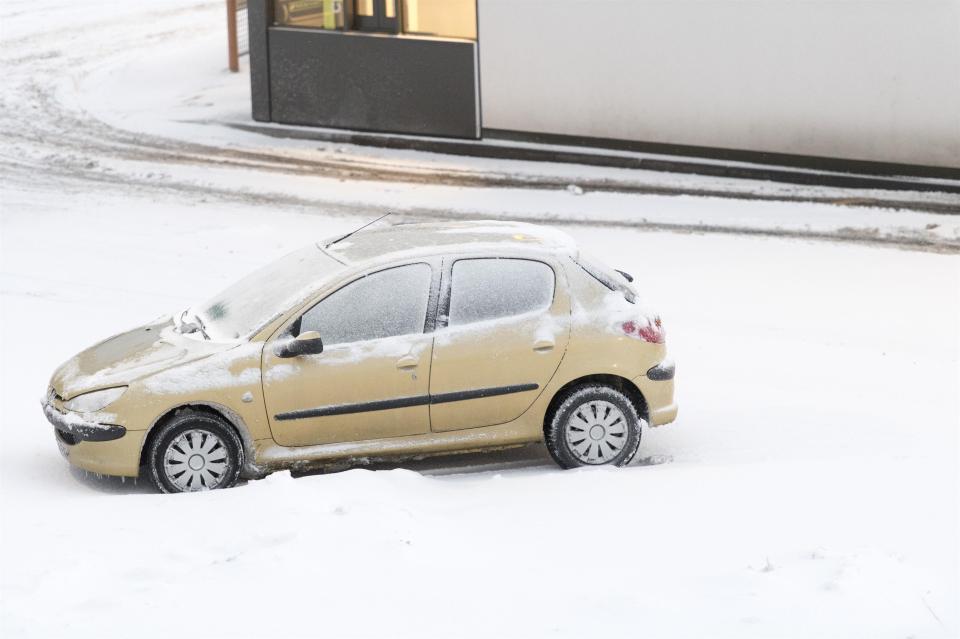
[
  {"left": 42, "top": 401, "right": 145, "bottom": 477},
  {"left": 42, "top": 402, "right": 126, "bottom": 443}
]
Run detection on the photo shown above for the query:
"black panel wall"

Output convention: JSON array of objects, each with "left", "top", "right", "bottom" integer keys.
[
  {"left": 247, "top": 0, "right": 272, "bottom": 122},
  {"left": 267, "top": 28, "right": 478, "bottom": 138}
]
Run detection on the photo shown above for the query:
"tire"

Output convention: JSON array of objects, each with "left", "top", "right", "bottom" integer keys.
[
  {"left": 148, "top": 409, "right": 243, "bottom": 493},
  {"left": 545, "top": 385, "right": 643, "bottom": 469}
]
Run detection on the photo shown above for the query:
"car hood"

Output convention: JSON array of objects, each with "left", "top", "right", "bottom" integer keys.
[{"left": 51, "top": 317, "right": 237, "bottom": 400}]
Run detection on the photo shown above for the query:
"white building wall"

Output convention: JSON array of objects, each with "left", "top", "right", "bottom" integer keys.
[{"left": 477, "top": 0, "right": 960, "bottom": 168}]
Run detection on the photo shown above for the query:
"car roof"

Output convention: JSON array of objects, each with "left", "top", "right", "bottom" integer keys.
[{"left": 321, "top": 220, "right": 578, "bottom": 265}]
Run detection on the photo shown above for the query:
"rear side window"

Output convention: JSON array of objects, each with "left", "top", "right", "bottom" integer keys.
[
  {"left": 448, "top": 258, "right": 554, "bottom": 326},
  {"left": 299, "top": 263, "right": 432, "bottom": 346}
]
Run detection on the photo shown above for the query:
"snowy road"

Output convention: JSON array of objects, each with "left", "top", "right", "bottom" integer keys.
[
  {"left": 1, "top": 1, "right": 959, "bottom": 249},
  {"left": 1, "top": 1, "right": 959, "bottom": 638}
]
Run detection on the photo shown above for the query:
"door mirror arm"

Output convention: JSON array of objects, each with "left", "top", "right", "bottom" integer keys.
[{"left": 275, "top": 330, "right": 324, "bottom": 358}]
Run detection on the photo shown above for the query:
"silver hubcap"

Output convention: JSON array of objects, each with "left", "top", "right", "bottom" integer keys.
[
  {"left": 163, "top": 429, "right": 230, "bottom": 492},
  {"left": 564, "top": 400, "right": 628, "bottom": 464}
]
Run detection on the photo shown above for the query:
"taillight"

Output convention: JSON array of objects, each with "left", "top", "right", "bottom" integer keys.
[{"left": 622, "top": 317, "right": 664, "bottom": 343}]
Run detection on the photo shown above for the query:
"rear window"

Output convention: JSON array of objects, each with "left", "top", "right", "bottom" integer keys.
[
  {"left": 448, "top": 258, "right": 555, "bottom": 326},
  {"left": 573, "top": 252, "right": 637, "bottom": 303}
]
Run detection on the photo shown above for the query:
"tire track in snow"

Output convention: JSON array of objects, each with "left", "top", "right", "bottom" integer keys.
[{"left": 1, "top": 0, "right": 957, "bottom": 252}]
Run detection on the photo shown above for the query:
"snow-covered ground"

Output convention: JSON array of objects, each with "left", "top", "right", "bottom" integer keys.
[
  {"left": 1, "top": 1, "right": 959, "bottom": 637},
  {"left": 2, "top": 186, "right": 958, "bottom": 638}
]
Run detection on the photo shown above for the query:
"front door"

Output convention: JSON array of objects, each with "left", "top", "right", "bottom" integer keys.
[
  {"left": 263, "top": 262, "right": 438, "bottom": 447},
  {"left": 354, "top": 0, "right": 399, "bottom": 33},
  {"left": 428, "top": 257, "right": 571, "bottom": 432}
]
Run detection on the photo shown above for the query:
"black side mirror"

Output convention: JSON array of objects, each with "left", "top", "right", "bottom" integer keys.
[
  {"left": 615, "top": 269, "right": 634, "bottom": 283},
  {"left": 275, "top": 330, "right": 324, "bottom": 358}
]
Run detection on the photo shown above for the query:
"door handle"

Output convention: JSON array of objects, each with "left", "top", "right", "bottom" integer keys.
[
  {"left": 533, "top": 340, "right": 555, "bottom": 353},
  {"left": 396, "top": 355, "right": 419, "bottom": 370}
]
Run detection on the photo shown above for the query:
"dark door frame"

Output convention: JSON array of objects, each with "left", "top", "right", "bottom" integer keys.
[{"left": 353, "top": 0, "right": 399, "bottom": 33}]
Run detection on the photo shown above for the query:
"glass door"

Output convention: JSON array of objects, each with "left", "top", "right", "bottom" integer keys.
[{"left": 354, "top": 0, "right": 399, "bottom": 33}]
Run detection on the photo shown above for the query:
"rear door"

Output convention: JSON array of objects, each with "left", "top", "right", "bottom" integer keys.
[
  {"left": 263, "top": 261, "right": 439, "bottom": 447},
  {"left": 428, "top": 256, "right": 570, "bottom": 432}
]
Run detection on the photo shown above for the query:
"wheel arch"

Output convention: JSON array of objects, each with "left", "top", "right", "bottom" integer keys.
[
  {"left": 543, "top": 374, "right": 649, "bottom": 436},
  {"left": 138, "top": 402, "right": 262, "bottom": 479}
]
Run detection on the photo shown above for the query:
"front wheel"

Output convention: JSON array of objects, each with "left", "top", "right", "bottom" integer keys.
[
  {"left": 148, "top": 410, "right": 243, "bottom": 493},
  {"left": 545, "top": 385, "right": 643, "bottom": 469}
]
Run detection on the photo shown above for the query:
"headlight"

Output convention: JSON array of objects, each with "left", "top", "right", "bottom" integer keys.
[{"left": 63, "top": 387, "right": 127, "bottom": 413}]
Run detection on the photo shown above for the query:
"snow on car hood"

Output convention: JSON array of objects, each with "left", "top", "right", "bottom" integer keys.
[{"left": 51, "top": 317, "right": 236, "bottom": 399}]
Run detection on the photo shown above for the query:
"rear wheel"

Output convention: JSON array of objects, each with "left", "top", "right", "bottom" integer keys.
[
  {"left": 545, "top": 385, "right": 642, "bottom": 469},
  {"left": 148, "top": 410, "right": 243, "bottom": 493}
]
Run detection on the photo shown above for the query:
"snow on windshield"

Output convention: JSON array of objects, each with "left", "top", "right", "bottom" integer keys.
[{"left": 196, "top": 246, "right": 344, "bottom": 341}]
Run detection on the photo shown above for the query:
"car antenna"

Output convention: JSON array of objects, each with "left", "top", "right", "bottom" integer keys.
[{"left": 326, "top": 211, "right": 393, "bottom": 248}]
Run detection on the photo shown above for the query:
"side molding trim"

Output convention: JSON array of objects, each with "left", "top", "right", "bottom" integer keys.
[{"left": 274, "top": 383, "right": 539, "bottom": 422}]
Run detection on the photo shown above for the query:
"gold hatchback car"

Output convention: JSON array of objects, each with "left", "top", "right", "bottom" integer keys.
[{"left": 42, "top": 221, "right": 677, "bottom": 493}]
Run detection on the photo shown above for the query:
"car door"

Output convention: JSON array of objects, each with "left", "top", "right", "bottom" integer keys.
[
  {"left": 263, "top": 261, "right": 439, "bottom": 447},
  {"left": 428, "top": 256, "right": 570, "bottom": 432}
]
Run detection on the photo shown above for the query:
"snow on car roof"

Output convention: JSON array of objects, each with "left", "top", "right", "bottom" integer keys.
[{"left": 322, "top": 220, "right": 577, "bottom": 264}]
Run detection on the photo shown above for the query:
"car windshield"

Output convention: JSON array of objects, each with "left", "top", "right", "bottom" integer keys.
[{"left": 192, "top": 245, "right": 345, "bottom": 341}]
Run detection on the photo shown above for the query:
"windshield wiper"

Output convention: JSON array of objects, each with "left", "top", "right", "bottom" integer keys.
[
  {"left": 177, "top": 309, "right": 210, "bottom": 340},
  {"left": 192, "top": 314, "right": 211, "bottom": 340}
]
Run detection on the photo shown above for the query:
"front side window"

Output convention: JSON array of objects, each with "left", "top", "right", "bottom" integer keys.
[
  {"left": 299, "top": 263, "right": 431, "bottom": 346},
  {"left": 448, "top": 259, "right": 554, "bottom": 326}
]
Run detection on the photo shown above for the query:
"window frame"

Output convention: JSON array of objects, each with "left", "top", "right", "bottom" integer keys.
[
  {"left": 271, "top": 0, "right": 477, "bottom": 40},
  {"left": 283, "top": 259, "right": 441, "bottom": 347},
  {"left": 401, "top": 0, "right": 477, "bottom": 40},
  {"left": 353, "top": 0, "right": 400, "bottom": 33},
  {"left": 437, "top": 256, "right": 558, "bottom": 329},
  {"left": 273, "top": 0, "right": 348, "bottom": 30}
]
